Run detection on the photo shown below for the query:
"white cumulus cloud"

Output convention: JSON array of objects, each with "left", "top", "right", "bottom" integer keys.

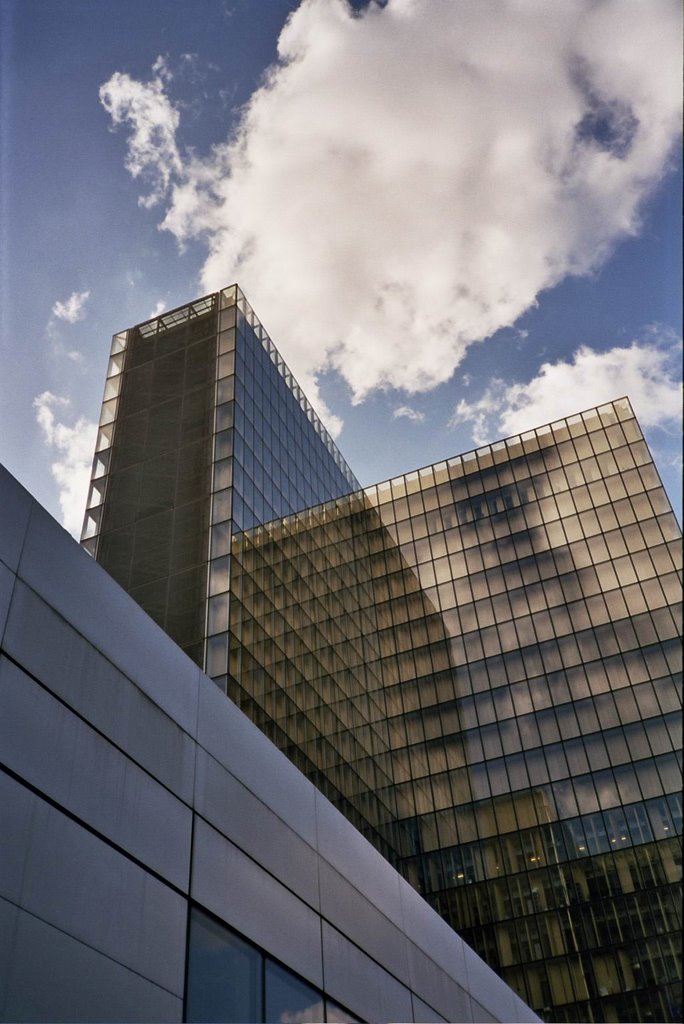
[
  {"left": 451, "top": 331, "right": 683, "bottom": 446},
  {"left": 34, "top": 392, "right": 98, "bottom": 538},
  {"left": 393, "top": 405, "right": 425, "bottom": 423},
  {"left": 99, "top": 56, "right": 182, "bottom": 208},
  {"left": 100, "top": 0, "right": 682, "bottom": 426},
  {"left": 52, "top": 289, "right": 90, "bottom": 323}
]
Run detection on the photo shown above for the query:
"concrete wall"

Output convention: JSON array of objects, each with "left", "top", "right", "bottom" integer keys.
[{"left": 0, "top": 465, "right": 540, "bottom": 1024}]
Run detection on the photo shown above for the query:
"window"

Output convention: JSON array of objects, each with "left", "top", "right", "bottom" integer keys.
[
  {"left": 186, "top": 908, "right": 361, "bottom": 1024},
  {"left": 186, "top": 908, "right": 262, "bottom": 1023},
  {"left": 265, "top": 960, "right": 323, "bottom": 1024}
]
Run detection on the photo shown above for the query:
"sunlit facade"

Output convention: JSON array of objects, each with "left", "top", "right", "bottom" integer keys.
[
  {"left": 83, "top": 287, "right": 682, "bottom": 1023},
  {"left": 231, "top": 399, "right": 682, "bottom": 1023}
]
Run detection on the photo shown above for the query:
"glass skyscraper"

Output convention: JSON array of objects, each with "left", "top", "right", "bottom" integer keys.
[
  {"left": 82, "top": 285, "right": 357, "bottom": 667},
  {"left": 81, "top": 285, "right": 395, "bottom": 856},
  {"left": 83, "top": 286, "right": 682, "bottom": 1023}
]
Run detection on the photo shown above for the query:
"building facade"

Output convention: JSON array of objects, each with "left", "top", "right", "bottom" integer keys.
[
  {"left": 81, "top": 285, "right": 400, "bottom": 857},
  {"left": 82, "top": 287, "right": 682, "bottom": 1023},
  {"left": 230, "top": 400, "right": 682, "bottom": 1023},
  {"left": 1, "top": 464, "right": 538, "bottom": 1023},
  {"left": 82, "top": 286, "right": 357, "bottom": 668}
]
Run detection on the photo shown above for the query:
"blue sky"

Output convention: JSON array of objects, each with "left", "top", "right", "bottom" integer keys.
[{"left": 1, "top": 0, "right": 681, "bottom": 536}]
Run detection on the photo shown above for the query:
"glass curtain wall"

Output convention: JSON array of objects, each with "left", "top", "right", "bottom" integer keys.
[
  {"left": 229, "top": 493, "right": 408, "bottom": 862},
  {"left": 82, "top": 284, "right": 398, "bottom": 872},
  {"left": 232, "top": 399, "right": 682, "bottom": 1024},
  {"left": 366, "top": 397, "right": 682, "bottom": 1024},
  {"left": 83, "top": 294, "right": 218, "bottom": 665},
  {"left": 205, "top": 286, "right": 358, "bottom": 693},
  {"left": 82, "top": 285, "right": 358, "bottom": 672}
]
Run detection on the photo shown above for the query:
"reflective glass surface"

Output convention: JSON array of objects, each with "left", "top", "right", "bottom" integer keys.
[
  {"left": 230, "top": 399, "right": 682, "bottom": 1023},
  {"left": 186, "top": 907, "right": 263, "bottom": 1023},
  {"left": 229, "top": 490, "right": 401, "bottom": 860},
  {"left": 84, "top": 286, "right": 358, "bottom": 671},
  {"left": 205, "top": 286, "right": 359, "bottom": 689},
  {"left": 265, "top": 960, "right": 324, "bottom": 1024},
  {"left": 185, "top": 908, "right": 358, "bottom": 1024}
]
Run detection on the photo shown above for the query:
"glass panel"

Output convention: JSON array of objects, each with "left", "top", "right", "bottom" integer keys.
[
  {"left": 223, "top": 305, "right": 239, "bottom": 329},
  {"left": 87, "top": 480, "right": 105, "bottom": 510},
  {"left": 81, "top": 536, "right": 97, "bottom": 557},
  {"left": 91, "top": 451, "right": 110, "bottom": 479},
  {"left": 107, "top": 351, "right": 126, "bottom": 376},
  {"left": 81, "top": 509, "right": 100, "bottom": 540},
  {"left": 325, "top": 999, "right": 362, "bottom": 1023},
  {"left": 218, "top": 355, "right": 236, "bottom": 382},
  {"left": 215, "top": 402, "right": 234, "bottom": 432},
  {"left": 186, "top": 908, "right": 263, "bottom": 1023},
  {"left": 219, "top": 328, "right": 236, "bottom": 355},
  {"left": 221, "top": 286, "right": 237, "bottom": 309},
  {"left": 99, "top": 397, "right": 118, "bottom": 426},
  {"left": 110, "top": 331, "right": 128, "bottom": 354},
  {"left": 265, "top": 959, "right": 323, "bottom": 1024},
  {"left": 212, "top": 489, "right": 232, "bottom": 525},
  {"left": 208, "top": 594, "right": 230, "bottom": 635},
  {"left": 103, "top": 375, "right": 121, "bottom": 401},
  {"left": 209, "top": 556, "right": 231, "bottom": 596},
  {"left": 95, "top": 424, "right": 114, "bottom": 452},
  {"left": 206, "top": 633, "right": 228, "bottom": 677},
  {"left": 210, "top": 521, "right": 232, "bottom": 559}
]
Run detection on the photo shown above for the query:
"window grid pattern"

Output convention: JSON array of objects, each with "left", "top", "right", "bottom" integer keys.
[
  {"left": 83, "top": 298, "right": 218, "bottom": 665},
  {"left": 231, "top": 398, "right": 682, "bottom": 1024},
  {"left": 229, "top": 492, "right": 402, "bottom": 861},
  {"left": 84, "top": 285, "right": 358, "bottom": 674},
  {"left": 205, "top": 285, "right": 359, "bottom": 689},
  {"left": 81, "top": 293, "right": 221, "bottom": 553}
]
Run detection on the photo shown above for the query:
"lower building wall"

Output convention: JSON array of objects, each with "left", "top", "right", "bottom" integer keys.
[{"left": 0, "top": 465, "right": 539, "bottom": 1024}]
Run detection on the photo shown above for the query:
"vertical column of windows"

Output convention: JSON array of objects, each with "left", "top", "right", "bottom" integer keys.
[
  {"left": 205, "top": 287, "right": 238, "bottom": 689},
  {"left": 81, "top": 329, "right": 128, "bottom": 552}
]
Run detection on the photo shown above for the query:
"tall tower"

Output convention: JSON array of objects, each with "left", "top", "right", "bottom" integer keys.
[
  {"left": 81, "top": 285, "right": 357, "bottom": 671},
  {"left": 80, "top": 286, "right": 400, "bottom": 857}
]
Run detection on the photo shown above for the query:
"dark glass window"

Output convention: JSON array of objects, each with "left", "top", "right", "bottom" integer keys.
[
  {"left": 186, "top": 908, "right": 263, "bottom": 1023},
  {"left": 185, "top": 908, "right": 362, "bottom": 1024},
  {"left": 325, "top": 1000, "right": 362, "bottom": 1023},
  {"left": 265, "top": 960, "right": 324, "bottom": 1024}
]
